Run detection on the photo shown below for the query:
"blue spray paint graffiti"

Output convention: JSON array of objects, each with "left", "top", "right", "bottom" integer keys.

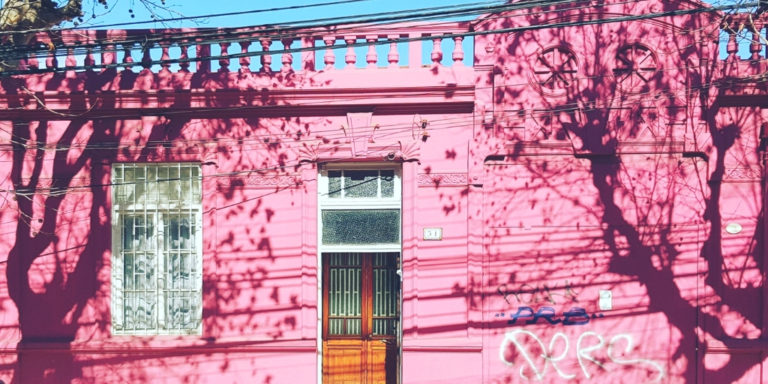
[{"left": 496, "top": 306, "right": 604, "bottom": 326}]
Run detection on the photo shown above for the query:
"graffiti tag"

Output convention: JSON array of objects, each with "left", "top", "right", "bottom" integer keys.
[
  {"left": 499, "top": 330, "right": 665, "bottom": 382},
  {"left": 497, "top": 281, "right": 580, "bottom": 305},
  {"left": 496, "top": 306, "right": 603, "bottom": 326}
]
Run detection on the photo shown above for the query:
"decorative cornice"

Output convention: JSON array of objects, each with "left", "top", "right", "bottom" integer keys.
[
  {"left": 417, "top": 172, "right": 468, "bottom": 187},
  {"left": 0, "top": 85, "right": 475, "bottom": 120},
  {"left": 297, "top": 138, "right": 421, "bottom": 163},
  {"left": 216, "top": 173, "right": 301, "bottom": 189}
]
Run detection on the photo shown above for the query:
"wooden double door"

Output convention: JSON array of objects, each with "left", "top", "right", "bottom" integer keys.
[{"left": 322, "top": 252, "right": 400, "bottom": 384}]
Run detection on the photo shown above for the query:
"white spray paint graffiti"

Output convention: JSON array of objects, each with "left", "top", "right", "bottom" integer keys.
[{"left": 499, "top": 329, "right": 665, "bottom": 382}]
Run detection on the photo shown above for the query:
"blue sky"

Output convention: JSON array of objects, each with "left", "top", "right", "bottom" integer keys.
[
  {"left": 70, "top": 0, "right": 496, "bottom": 68},
  {"left": 78, "top": 0, "right": 496, "bottom": 29},
  {"left": 72, "top": 0, "right": 749, "bottom": 29}
]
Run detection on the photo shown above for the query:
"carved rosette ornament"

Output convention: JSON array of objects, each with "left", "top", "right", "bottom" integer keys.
[
  {"left": 531, "top": 46, "right": 578, "bottom": 95},
  {"left": 613, "top": 43, "right": 658, "bottom": 93}
]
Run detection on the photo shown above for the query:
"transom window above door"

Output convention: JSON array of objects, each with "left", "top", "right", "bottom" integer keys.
[
  {"left": 321, "top": 169, "right": 400, "bottom": 200},
  {"left": 318, "top": 166, "right": 401, "bottom": 251}
]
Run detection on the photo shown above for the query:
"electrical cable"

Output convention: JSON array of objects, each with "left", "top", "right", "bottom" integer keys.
[
  {"left": 74, "top": 0, "right": 375, "bottom": 30},
  {"left": 1, "top": 58, "right": 766, "bottom": 153},
  {"left": 4, "top": 0, "right": 756, "bottom": 77},
  {"left": 1, "top": 69, "right": 763, "bottom": 200},
  {"left": 0, "top": 0, "right": 758, "bottom": 77},
  {"left": 0, "top": 0, "right": 551, "bottom": 49},
  {"left": 0, "top": 2, "right": 760, "bottom": 201},
  {"left": 2, "top": 0, "right": 706, "bottom": 64}
]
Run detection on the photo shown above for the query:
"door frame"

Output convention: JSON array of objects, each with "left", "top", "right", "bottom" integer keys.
[{"left": 316, "top": 164, "right": 403, "bottom": 384}]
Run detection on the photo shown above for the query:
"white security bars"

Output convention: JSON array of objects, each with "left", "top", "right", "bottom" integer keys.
[{"left": 111, "top": 163, "right": 203, "bottom": 335}]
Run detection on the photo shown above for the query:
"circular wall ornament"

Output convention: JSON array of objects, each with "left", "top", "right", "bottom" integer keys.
[
  {"left": 613, "top": 43, "right": 658, "bottom": 93},
  {"left": 531, "top": 46, "right": 578, "bottom": 95}
]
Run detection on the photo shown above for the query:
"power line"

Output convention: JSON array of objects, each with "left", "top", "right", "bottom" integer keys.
[
  {"left": 1, "top": 54, "right": 766, "bottom": 152},
  {"left": 2, "top": 0, "right": 736, "bottom": 84},
  {"left": 0, "top": 3, "right": 761, "bottom": 193},
  {"left": 0, "top": 0, "right": 622, "bottom": 59},
  {"left": 1, "top": 70, "right": 765, "bottom": 199},
  {"left": 0, "top": 0, "right": 758, "bottom": 77},
  {"left": 75, "top": 0, "right": 374, "bottom": 30},
  {"left": 0, "top": 0, "right": 375, "bottom": 35},
  {"left": 8, "top": 0, "right": 753, "bottom": 73},
  {"left": 1, "top": 0, "right": 528, "bottom": 45}
]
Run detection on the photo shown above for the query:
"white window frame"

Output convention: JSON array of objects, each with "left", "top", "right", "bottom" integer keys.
[
  {"left": 318, "top": 164, "right": 402, "bottom": 254},
  {"left": 110, "top": 163, "right": 203, "bottom": 336}
]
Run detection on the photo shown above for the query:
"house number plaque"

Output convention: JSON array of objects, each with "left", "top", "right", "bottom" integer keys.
[{"left": 423, "top": 228, "right": 443, "bottom": 241}]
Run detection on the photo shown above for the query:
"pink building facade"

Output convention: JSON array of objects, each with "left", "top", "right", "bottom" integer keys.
[{"left": 0, "top": 1, "right": 766, "bottom": 382}]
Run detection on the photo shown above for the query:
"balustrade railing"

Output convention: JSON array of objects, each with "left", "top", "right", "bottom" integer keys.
[
  {"left": 10, "top": 12, "right": 768, "bottom": 79},
  {"left": 720, "top": 14, "right": 766, "bottom": 58},
  {"left": 15, "top": 22, "right": 472, "bottom": 75},
  {"left": 718, "top": 13, "right": 767, "bottom": 74}
]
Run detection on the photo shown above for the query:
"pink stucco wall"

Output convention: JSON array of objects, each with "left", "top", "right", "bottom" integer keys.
[{"left": 0, "top": 0, "right": 766, "bottom": 383}]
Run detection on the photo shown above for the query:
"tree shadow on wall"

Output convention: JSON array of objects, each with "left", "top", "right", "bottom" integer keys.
[
  {"left": 0, "top": 61, "right": 316, "bottom": 383},
  {"left": 480, "top": 1, "right": 765, "bottom": 382}
]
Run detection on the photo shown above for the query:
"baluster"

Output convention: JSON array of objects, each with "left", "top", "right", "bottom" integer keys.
[
  {"left": 260, "top": 38, "right": 272, "bottom": 73},
  {"left": 452, "top": 36, "right": 464, "bottom": 66},
  {"left": 345, "top": 36, "right": 356, "bottom": 68},
  {"left": 46, "top": 48, "right": 58, "bottom": 70},
  {"left": 387, "top": 35, "right": 399, "bottom": 68},
  {"left": 366, "top": 35, "right": 377, "bottom": 68},
  {"left": 726, "top": 26, "right": 738, "bottom": 59},
  {"left": 431, "top": 36, "right": 443, "bottom": 66},
  {"left": 197, "top": 43, "right": 210, "bottom": 72},
  {"left": 218, "top": 42, "right": 230, "bottom": 72},
  {"left": 160, "top": 42, "right": 171, "bottom": 72},
  {"left": 179, "top": 43, "right": 190, "bottom": 72},
  {"left": 282, "top": 38, "right": 293, "bottom": 72},
  {"left": 122, "top": 42, "right": 133, "bottom": 71},
  {"left": 102, "top": 43, "right": 115, "bottom": 67},
  {"left": 750, "top": 26, "right": 762, "bottom": 61},
  {"left": 84, "top": 47, "right": 95, "bottom": 70},
  {"left": 301, "top": 36, "right": 315, "bottom": 71},
  {"left": 18, "top": 55, "right": 28, "bottom": 71},
  {"left": 764, "top": 25, "right": 768, "bottom": 59},
  {"left": 27, "top": 52, "right": 39, "bottom": 71},
  {"left": 323, "top": 36, "right": 336, "bottom": 70},
  {"left": 65, "top": 46, "right": 76, "bottom": 69},
  {"left": 239, "top": 40, "right": 251, "bottom": 73},
  {"left": 141, "top": 42, "right": 152, "bottom": 70}
]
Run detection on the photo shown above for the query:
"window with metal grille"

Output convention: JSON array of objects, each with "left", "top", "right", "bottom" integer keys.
[{"left": 111, "top": 163, "right": 202, "bottom": 335}]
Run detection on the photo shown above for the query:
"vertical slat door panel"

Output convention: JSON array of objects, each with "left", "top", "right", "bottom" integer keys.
[{"left": 324, "top": 252, "right": 399, "bottom": 384}]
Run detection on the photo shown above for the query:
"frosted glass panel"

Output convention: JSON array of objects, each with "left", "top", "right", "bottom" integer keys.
[
  {"left": 380, "top": 170, "right": 394, "bottom": 197},
  {"left": 328, "top": 171, "right": 342, "bottom": 198},
  {"left": 322, "top": 210, "right": 400, "bottom": 244},
  {"left": 344, "top": 170, "right": 379, "bottom": 197},
  {"left": 324, "top": 169, "right": 397, "bottom": 199}
]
